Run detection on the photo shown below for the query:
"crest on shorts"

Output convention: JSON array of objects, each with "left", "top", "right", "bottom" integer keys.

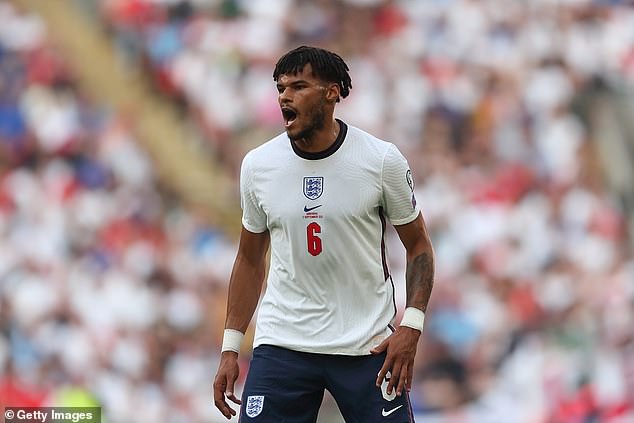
[
  {"left": 303, "top": 177, "right": 324, "bottom": 200},
  {"left": 245, "top": 395, "right": 264, "bottom": 418}
]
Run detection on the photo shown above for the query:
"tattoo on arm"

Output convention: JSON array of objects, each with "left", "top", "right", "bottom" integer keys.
[{"left": 406, "top": 252, "right": 434, "bottom": 312}]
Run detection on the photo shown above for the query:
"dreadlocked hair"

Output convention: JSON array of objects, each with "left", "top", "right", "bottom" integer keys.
[{"left": 273, "top": 46, "right": 352, "bottom": 102}]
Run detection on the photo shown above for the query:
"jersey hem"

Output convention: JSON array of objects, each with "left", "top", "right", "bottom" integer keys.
[
  {"left": 253, "top": 330, "right": 392, "bottom": 356},
  {"left": 253, "top": 342, "right": 376, "bottom": 356},
  {"left": 389, "top": 209, "right": 420, "bottom": 226},
  {"left": 241, "top": 219, "right": 267, "bottom": 234}
]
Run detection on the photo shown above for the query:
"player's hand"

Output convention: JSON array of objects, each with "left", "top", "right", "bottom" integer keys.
[
  {"left": 370, "top": 326, "right": 420, "bottom": 397},
  {"left": 213, "top": 351, "right": 242, "bottom": 419}
]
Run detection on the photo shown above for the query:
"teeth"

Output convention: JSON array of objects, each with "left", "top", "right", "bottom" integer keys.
[{"left": 282, "top": 108, "right": 297, "bottom": 128}]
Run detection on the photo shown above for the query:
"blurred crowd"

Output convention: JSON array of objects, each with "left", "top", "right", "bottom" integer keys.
[
  {"left": 1, "top": 0, "right": 634, "bottom": 422},
  {"left": 0, "top": 2, "right": 238, "bottom": 422}
]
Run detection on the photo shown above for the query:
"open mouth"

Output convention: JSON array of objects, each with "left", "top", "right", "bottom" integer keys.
[{"left": 281, "top": 107, "right": 297, "bottom": 128}]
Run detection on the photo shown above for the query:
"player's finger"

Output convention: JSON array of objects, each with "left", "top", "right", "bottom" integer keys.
[
  {"left": 376, "top": 357, "right": 393, "bottom": 387},
  {"left": 406, "top": 362, "right": 414, "bottom": 392},
  {"left": 226, "top": 391, "right": 241, "bottom": 405},
  {"left": 214, "top": 395, "right": 236, "bottom": 419},
  {"left": 370, "top": 338, "right": 389, "bottom": 355},
  {"left": 213, "top": 394, "right": 232, "bottom": 418},
  {"left": 225, "top": 375, "right": 242, "bottom": 405},
  {"left": 213, "top": 376, "right": 225, "bottom": 403},
  {"left": 213, "top": 377, "right": 235, "bottom": 418},
  {"left": 396, "top": 362, "right": 408, "bottom": 396},
  {"left": 373, "top": 338, "right": 392, "bottom": 386},
  {"left": 386, "top": 361, "right": 401, "bottom": 395}
]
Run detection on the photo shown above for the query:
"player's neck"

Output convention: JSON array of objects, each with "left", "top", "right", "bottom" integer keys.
[{"left": 293, "top": 118, "right": 340, "bottom": 154}]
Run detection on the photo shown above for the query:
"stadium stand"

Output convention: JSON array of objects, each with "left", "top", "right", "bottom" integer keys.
[
  {"left": 0, "top": 2, "right": 239, "bottom": 422},
  {"left": 1, "top": 0, "right": 634, "bottom": 422}
]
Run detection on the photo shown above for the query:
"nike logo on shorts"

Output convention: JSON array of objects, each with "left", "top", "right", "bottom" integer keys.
[{"left": 381, "top": 405, "right": 403, "bottom": 417}]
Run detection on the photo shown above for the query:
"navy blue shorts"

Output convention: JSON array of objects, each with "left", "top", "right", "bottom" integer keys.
[{"left": 238, "top": 345, "right": 414, "bottom": 423}]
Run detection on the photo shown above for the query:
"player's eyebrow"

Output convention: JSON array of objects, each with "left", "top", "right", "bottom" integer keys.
[{"left": 276, "top": 79, "right": 312, "bottom": 89}]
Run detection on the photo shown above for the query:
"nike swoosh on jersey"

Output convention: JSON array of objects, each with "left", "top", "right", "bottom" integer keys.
[
  {"left": 303, "top": 205, "right": 322, "bottom": 212},
  {"left": 381, "top": 405, "right": 403, "bottom": 417}
]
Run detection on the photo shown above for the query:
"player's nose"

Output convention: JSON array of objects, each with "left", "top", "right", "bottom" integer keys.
[{"left": 278, "top": 88, "right": 292, "bottom": 104}]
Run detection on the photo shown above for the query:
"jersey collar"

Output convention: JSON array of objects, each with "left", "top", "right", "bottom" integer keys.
[{"left": 290, "top": 119, "right": 348, "bottom": 160}]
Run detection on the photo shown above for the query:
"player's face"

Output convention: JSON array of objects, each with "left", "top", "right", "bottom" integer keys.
[{"left": 276, "top": 64, "right": 329, "bottom": 142}]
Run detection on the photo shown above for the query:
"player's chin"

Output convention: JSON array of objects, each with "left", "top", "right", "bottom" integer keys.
[{"left": 286, "top": 127, "right": 302, "bottom": 141}]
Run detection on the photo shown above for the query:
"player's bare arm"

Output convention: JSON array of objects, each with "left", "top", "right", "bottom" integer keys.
[
  {"left": 213, "top": 227, "right": 270, "bottom": 419},
  {"left": 371, "top": 212, "right": 434, "bottom": 397}
]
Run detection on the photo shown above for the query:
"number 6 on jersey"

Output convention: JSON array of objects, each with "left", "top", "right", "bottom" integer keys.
[{"left": 306, "top": 222, "right": 322, "bottom": 256}]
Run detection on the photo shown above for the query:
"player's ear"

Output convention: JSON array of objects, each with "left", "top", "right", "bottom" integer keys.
[{"left": 325, "top": 83, "right": 340, "bottom": 104}]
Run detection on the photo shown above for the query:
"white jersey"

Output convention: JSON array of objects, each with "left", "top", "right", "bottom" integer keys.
[{"left": 240, "top": 120, "right": 420, "bottom": 355}]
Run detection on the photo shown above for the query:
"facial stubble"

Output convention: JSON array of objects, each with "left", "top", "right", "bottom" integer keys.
[{"left": 288, "top": 95, "right": 327, "bottom": 143}]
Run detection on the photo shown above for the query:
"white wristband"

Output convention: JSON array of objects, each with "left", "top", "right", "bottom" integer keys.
[
  {"left": 400, "top": 307, "right": 425, "bottom": 332},
  {"left": 221, "top": 329, "right": 244, "bottom": 353}
]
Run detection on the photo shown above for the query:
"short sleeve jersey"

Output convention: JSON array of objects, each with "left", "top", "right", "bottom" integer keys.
[{"left": 240, "top": 120, "right": 419, "bottom": 355}]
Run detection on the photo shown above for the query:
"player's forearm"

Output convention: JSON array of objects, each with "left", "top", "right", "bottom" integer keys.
[
  {"left": 405, "top": 247, "right": 434, "bottom": 312},
  {"left": 225, "top": 254, "right": 267, "bottom": 333}
]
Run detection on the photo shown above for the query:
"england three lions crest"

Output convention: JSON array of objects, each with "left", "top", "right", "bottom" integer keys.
[
  {"left": 303, "top": 177, "right": 324, "bottom": 200},
  {"left": 245, "top": 395, "right": 264, "bottom": 418}
]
